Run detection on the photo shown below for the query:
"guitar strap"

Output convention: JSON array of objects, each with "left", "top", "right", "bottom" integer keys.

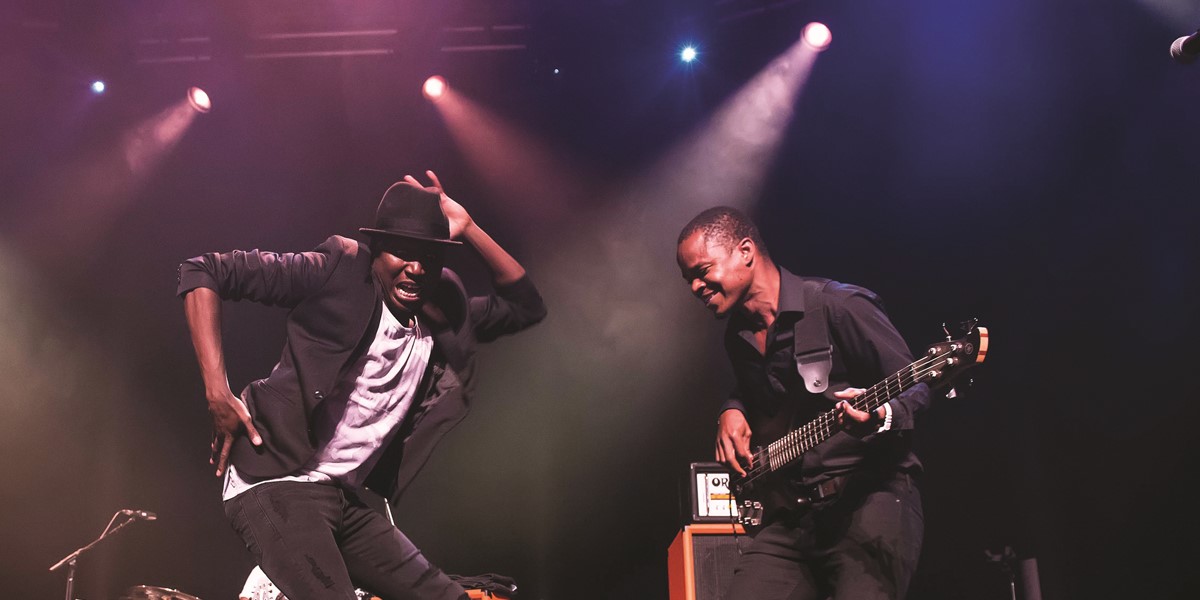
[{"left": 792, "top": 278, "right": 833, "bottom": 395}]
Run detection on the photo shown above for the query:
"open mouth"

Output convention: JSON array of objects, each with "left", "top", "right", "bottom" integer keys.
[{"left": 395, "top": 281, "right": 422, "bottom": 301}]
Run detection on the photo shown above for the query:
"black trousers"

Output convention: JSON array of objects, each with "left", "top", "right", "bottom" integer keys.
[
  {"left": 224, "top": 481, "right": 467, "bottom": 600},
  {"left": 726, "top": 473, "right": 923, "bottom": 600}
]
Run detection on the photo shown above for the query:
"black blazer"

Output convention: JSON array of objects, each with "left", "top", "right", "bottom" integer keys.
[{"left": 178, "top": 235, "right": 546, "bottom": 504}]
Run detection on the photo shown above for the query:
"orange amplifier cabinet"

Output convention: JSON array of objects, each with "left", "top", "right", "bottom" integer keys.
[
  {"left": 667, "top": 523, "right": 747, "bottom": 600},
  {"left": 466, "top": 589, "right": 511, "bottom": 600}
]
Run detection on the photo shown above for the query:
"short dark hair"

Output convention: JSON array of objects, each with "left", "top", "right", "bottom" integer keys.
[{"left": 677, "top": 206, "right": 769, "bottom": 259}]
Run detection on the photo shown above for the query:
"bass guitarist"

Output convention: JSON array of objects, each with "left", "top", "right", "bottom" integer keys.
[{"left": 676, "top": 206, "right": 929, "bottom": 600}]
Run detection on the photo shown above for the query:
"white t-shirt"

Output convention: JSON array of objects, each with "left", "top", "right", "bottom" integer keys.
[{"left": 224, "top": 304, "right": 434, "bottom": 500}]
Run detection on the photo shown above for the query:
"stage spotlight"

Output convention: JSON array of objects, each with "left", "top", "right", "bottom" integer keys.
[
  {"left": 423, "top": 76, "right": 447, "bottom": 101},
  {"left": 680, "top": 45, "right": 698, "bottom": 63},
  {"left": 802, "top": 23, "right": 832, "bottom": 51},
  {"left": 187, "top": 86, "right": 212, "bottom": 113},
  {"left": 90, "top": 81, "right": 106, "bottom": 94}
]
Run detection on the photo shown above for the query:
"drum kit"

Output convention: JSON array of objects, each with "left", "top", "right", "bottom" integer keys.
[
  {"left": 118, "top": 586, "right": 204, "bottom": 600},
  {"left": 76, "top": 580, "right": 383, "bottom": 600},
  {"left": 50, "top": 509, "right": 385, "bottom": 600},
  {"left": 104, "top": 581, "right": 382, "bottom": 600}
]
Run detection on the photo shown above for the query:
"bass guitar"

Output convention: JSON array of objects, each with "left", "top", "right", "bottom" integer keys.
[{"left": 734, "top": 321, "right": 989, "bottom": 526}]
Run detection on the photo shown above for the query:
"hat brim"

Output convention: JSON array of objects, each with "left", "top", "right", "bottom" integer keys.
[{"left": 359, "top": 228, "right": 463, "bottom": 245}]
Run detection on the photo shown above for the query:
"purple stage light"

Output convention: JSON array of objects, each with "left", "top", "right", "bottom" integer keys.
[
  {"left": 187, "top": 87, "right": 211, "bottom": 113},
  {"left": 802, "top": 23, "right": 832, "bottom": 51}
]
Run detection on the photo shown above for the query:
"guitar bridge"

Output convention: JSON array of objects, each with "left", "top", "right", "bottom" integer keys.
[{"left": 737, "top": 500, "right": 763, "bottom": 527}]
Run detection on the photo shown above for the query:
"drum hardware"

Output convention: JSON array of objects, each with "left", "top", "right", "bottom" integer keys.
[
  {"left": 49, "top": 508, "right": 159, "bottom": 600},
  {"left": 120, "top": 585, "right": 203, "bottom": 600}
]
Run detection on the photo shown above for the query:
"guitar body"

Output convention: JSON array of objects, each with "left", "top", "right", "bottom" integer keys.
[{"left": 736, "top": 402, "right": 811, "bottom": 523}]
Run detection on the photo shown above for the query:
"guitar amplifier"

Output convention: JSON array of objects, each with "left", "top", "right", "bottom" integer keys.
[
  {"left": 667, "top": 523, "right": 747, "bottom": 600},
  {"left": 685, "top": 462, "right": 739, "bottom": 523}
]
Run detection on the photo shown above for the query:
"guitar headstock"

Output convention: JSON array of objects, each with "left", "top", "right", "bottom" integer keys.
[{"left": 919, "top": 320, "right": 988, "bottom": 388}]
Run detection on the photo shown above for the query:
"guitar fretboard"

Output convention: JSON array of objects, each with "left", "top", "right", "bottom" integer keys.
[{"left": 741, "top": 347, "right": 951, "bottom": 487}]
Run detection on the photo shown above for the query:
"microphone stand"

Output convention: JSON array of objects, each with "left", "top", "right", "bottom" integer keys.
[{"left": 49, "top": 511, "right": 139, "bottom": 600}]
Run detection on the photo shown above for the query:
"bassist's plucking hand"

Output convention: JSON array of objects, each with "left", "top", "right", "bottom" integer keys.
[{"left": 716, "top": 409, "right": 754, "bottom": 477}]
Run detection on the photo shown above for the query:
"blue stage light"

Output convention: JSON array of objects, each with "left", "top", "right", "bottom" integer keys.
[{"left": 680, "top": 46, "right": 698, "bottom": 63}]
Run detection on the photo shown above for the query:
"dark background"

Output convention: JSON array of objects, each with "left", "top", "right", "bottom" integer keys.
[{"left": 2, "top": 1, "right": 1198, "bottom": 599}]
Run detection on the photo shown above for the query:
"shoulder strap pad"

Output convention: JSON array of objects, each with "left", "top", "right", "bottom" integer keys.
[{"left": 792, "top": 279, "right": 833, "bottom": 394}]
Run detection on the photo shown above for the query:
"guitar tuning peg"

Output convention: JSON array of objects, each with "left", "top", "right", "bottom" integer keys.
[{"left": 942, "top": 322, "right": 952, "bottom": 341}]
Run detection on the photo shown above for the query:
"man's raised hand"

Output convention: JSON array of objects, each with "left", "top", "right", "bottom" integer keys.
[{"left": 405, "top": 170, "right": 473, "bottom": 240}]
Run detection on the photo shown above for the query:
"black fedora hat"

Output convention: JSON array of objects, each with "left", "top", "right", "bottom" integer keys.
[{"left": 359, "top": 181, "right": 462, "bottom": 245}]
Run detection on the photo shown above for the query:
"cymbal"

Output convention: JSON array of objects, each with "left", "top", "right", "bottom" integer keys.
[{"left": 121, "top": 585, "right": 204, "bottom": 600}]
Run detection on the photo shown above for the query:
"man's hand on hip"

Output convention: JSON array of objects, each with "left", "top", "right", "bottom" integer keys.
[{"left": 207, "top": 388, "right": 261, "bottom": 477}]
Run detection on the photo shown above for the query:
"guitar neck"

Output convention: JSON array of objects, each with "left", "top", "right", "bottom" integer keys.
[{"left": 758, "top": 351, "right": 942, "bottom": 475}]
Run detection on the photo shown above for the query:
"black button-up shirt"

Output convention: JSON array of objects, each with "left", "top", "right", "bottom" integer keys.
[{"left": 722, "top": 268, "right": 930, "bottom": 483}]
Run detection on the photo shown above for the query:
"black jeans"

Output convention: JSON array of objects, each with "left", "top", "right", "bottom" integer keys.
[
  {"left": 726, "top": 473, "right": 924, "bottom": 600},
  {"left": 224, "top": 481, "right": 467, "bottom": 600}
]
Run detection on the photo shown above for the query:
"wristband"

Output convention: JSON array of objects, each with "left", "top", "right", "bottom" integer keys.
[{"left": 875, "top": 402, "right": 893, "bottom": 433}]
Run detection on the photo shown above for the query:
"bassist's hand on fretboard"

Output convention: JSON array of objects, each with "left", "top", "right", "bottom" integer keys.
[{"left": 834, "top": 388, "right": 886, "bottom": 437}]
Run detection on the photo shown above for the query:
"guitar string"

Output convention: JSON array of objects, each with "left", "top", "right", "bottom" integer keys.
[
  {"left": 741, "top": 350, "right": 947, "bottom": 484},
  {"left": 738, "top": 348, "right": 954, "bottom": 487},
  {"left": 749, "top": 354, "right": 936, "bottom": 481}
]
